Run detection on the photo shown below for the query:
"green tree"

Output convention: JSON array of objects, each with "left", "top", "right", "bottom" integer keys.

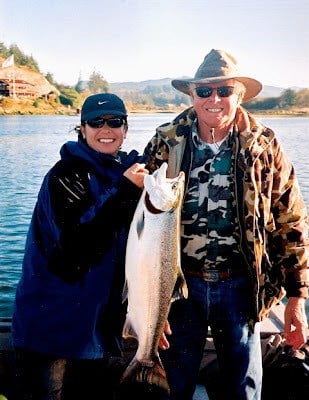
[
  {"left": 88, "top": 71, "right": 109, "bottom": 94},
  {"left": 244, "top": 97, "right": 279, "bottom": 111},
  {"left": 45, "top": 72, "right": 56, "bottom": 85},
  {"left": 58, "top": 86, "right": 83, "bottom": 107},
  {"left": 0, "top": 42, "right": 9, "bottom": 58},
  {"left": 27, "top": 55, "right": 40, "bottom": 72},
  {"left": 279, "top": 89, "right": 297, "bottom": 109},
  {"left": 2, "top": 43, "right": 41, "bottom": 72},
  {"left": 75, "top": 80, "right": 88, "bottom": 94},
  {"left": 295, "top": 89, "right": 309, "bottom": 108}
]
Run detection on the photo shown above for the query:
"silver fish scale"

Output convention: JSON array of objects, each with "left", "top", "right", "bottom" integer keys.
[{"left": 121, "top": 163, "right": 188, "bottom": 393}]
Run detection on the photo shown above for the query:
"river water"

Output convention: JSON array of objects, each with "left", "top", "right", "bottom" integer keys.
[{"left": 0, "top": 114, "right": 309, "bottom": 318}]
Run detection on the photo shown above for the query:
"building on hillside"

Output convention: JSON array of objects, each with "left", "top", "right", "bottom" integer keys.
[
  {"left": 0, "top": 80, "right": 9, "bottom": 96},
  {"left": 0, "top": 78, "right": 38, "bottom": 98}
]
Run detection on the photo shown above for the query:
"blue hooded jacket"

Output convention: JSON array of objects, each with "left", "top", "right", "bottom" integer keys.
[{"left": 12, "top": 138, "right": 146, "bottom": 359}]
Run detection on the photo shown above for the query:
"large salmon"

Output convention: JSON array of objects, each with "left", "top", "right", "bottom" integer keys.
[{"left": 121, "top": 162, "right": 188, "bottom": 394}]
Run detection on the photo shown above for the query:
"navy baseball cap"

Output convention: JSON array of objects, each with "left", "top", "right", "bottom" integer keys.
[{"left": 81, "top": 93, "right": 127, "bottom": 122}]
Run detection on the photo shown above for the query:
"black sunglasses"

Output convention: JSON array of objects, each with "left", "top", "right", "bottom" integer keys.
[
  {"left": 86, "top": 117, "right": 125, "bottom": 129},
  {"left": 195, "top": 86, "right": 235, "bottom": 98}
]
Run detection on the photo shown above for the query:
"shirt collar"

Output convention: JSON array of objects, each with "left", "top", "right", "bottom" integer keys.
[{"left": 191, "top": 119, "right": 233, "bottom": 150}]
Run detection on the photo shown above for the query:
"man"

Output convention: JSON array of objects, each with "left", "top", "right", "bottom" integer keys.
[{"left": 144, "top": 49, "right": 309, "bottom": 399}]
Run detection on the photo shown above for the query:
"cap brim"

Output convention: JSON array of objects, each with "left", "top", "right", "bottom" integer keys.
[{"left": 172, "top": 76, "right": 262, "bottom": 102}]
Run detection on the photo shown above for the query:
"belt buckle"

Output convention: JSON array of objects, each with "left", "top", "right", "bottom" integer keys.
[{"left": 204, "top": 270, "right": 220, "bottom": 282}]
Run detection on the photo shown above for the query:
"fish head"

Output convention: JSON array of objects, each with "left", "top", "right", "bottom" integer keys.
[
  {"left": 144, "top": 162, "right": 185, "bottom": 211},
  {"left": 166, "top": 170, "right": 185, "bottom": 210}
]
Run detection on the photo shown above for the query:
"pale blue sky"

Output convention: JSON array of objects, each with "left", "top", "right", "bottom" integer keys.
[{"left": 1, "top": 0, "right": 308, "bottom": 88}]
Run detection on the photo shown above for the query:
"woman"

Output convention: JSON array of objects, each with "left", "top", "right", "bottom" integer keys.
[{"left": 12, "top": 93, "right": 149, "bottom": 399}]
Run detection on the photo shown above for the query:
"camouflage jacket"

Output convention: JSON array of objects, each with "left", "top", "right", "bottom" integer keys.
[{"left": 144, "top": 106, "right": 309, "bottom": 323}]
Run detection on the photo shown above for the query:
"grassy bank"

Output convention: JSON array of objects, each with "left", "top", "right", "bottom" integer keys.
[
  {"left": 0, "top": 97, "right": 73, "bottom": 115},
  {"left": 1, "top": 97, "right": 308, "bottom": 117}
]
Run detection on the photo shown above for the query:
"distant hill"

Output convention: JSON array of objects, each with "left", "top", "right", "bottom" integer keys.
[
  {"left": 110, "top": 77, "right": 301, "bottom": 99},
  {"left": 1, "top": 62, "right": 307, "bottom": 115},
  {"left": 259, "top": 85, "right": 285, "bottom": 98},
  {"left": 0, "top": 59, "right": 303, "bottom": 100},
  {"left": 111, "top": 78, "right": 173, "bottom": 91}
]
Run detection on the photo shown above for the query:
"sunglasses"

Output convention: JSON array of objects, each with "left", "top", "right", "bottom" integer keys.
[
  {"left": 194, "top": 86, "right": 235, "bottom": 98},
  {"left": 86, "top": 117, "right": 125, "bottom": 129}
]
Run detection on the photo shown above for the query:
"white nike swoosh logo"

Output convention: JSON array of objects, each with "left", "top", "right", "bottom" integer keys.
[{"left": 98, "top": 101, "right": 109, "bottom": 105}]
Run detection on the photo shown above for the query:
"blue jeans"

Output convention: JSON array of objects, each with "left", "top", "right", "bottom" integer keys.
[{"left": 160, "top": 276, "right": 262, "bottom": 400}]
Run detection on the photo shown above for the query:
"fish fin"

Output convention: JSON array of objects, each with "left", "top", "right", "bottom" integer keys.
[
  {"left": 121, "top": 281, "right": 128, "bottom": 304},
  {"left": 181, "top": 275, "right": 189, "bottom": 299},
  {"left": 120, "top": 354, "right": 170, "bottom": 394},
  {"left": 171, "top": 273, "right": 189, "bottom": 301},
  {"left": 122, "top": 318, "right": 138, "bottom": 340},
  {"left": 136, "top": 211, "right": 145, "bottom": 239}
]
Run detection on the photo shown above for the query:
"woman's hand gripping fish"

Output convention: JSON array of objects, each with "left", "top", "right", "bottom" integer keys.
[{"left": 121, "top": 162, "right": 188, "bottom": 394}]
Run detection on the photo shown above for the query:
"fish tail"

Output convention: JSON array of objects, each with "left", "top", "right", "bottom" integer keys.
[{"left": 120, "top": 356, "right": 170, "bottom": 394}]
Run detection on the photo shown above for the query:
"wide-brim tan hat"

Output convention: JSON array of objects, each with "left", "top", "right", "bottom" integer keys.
[{"left": 172, "top": 49, "right": 262, "bottom": 102}]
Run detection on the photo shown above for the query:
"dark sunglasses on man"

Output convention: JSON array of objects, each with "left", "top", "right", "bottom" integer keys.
[
  {"left": 86, "top": 117, "right": 126, "bottom": 129},
  {"left": 195, "top": 86, "right": 235, "bottom": 98}
]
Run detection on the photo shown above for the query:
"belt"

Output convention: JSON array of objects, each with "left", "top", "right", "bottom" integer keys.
[{"left": 187, "top": 268, "right": 246, "bottom": 282}]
